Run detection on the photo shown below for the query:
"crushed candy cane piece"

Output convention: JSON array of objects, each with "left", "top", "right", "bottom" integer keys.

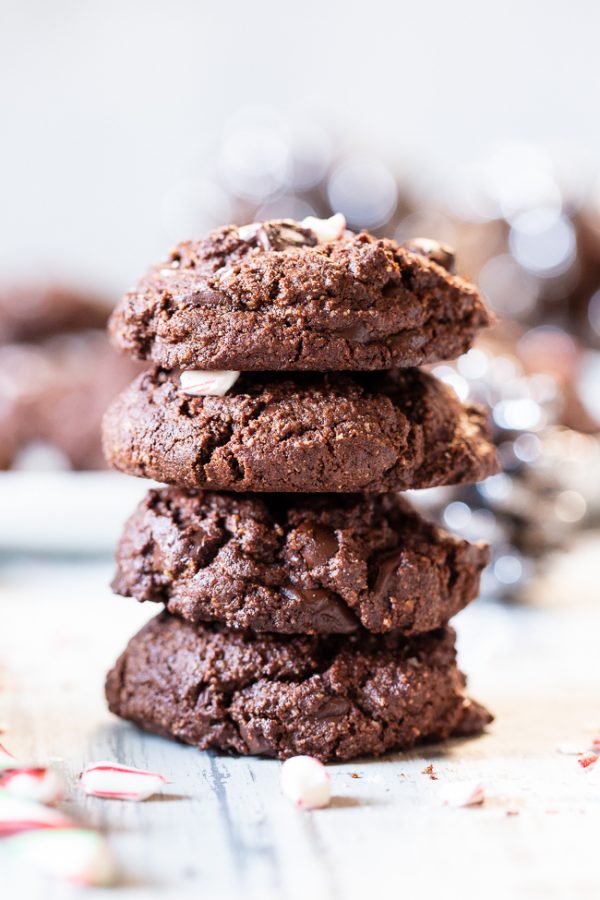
[
  {"left": 0, "top": 766, "right": 63, "bottom": 804},
  {"left": 0, "top": 785, "right": 115, "bottom": 884},
  {"left": 0, "top": 790, "right": 73, "bottom": 836},
  {"left": 79, "top": 761, "right": 167, "bottom": 801},
  {"left": 556, "top": 743, "right": 585, "bottom": 756},
  {"left": 280, "top": 756, "right": 331, "bottom": 810},
  {"left": 577, "top": 752, "right": 598, "bottom": 769},
  {"left": 440, "top": 781, "right": 485, "bottom": 808},
  {"left": 590, "top": 736, "right": 600, "bottom": 751},
  {"left": 237, "top": 221, "right": 312, "bottom": 249},
  {"left": 6, "top": 827, "right": 116, "bottom": 886},
  {"left": 237, "top": 222, "right": 261, "bottom": 240},
  {"left": 180, "top": 370, "right": 240, "bottom": 397},
  {"left": 0, "top": 744, "right": 63, "bottom": 803},
  {"left": 301, "top": 213, "right": 346, "bottom": 244}
]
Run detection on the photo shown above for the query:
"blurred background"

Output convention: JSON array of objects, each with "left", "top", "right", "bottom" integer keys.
[{"left": 1, "top": 0, "right": 599, "bottom": 602}]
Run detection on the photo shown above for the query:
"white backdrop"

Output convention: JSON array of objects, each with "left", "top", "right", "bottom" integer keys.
[{"left": 0, "top": 0, "right": 598, "bottom": 292}]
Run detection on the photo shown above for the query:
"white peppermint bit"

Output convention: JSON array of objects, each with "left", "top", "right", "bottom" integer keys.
[
  {"left": 0, "top": 791, "right": 73, "bottom": 836},
  {"left": 180, "top": 369, "right": 240, "bottom": 397},
  {"left": 6, "top": 828, "right": 116, "bottom": 886},
  {"left": 440, "top": 781, "right": 485, "bottom": 808},
  {"left": 277, "top": 225, "right": 309, "bottom": 244},
  {"left": 301, "top": 213, "right": 346, "bottom": 244},
  {"left": 0, "top": 743, "right": 63, "bottom": 804},
  {"left": 0, "top": 767, "right": 63, "bottom": 805},
  {"left": 237, "top": 223, "right": 261, "bottom": 240},
  {"left": 280, "top": 756, "right": 331, "bottom": 810},
  {"left": 79, "top": 761, "right": 167, "bottom": 801},
  {"left": 556, "top": 742, "right": 585, "bottom": 756}
]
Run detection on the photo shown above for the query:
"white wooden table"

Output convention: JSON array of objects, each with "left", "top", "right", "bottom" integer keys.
[{"left": 1, "top": 529, "right": 600, "bottom": 899}]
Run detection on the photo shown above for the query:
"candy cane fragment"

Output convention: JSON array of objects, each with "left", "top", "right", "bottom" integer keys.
[{"left": 80, "top": 761, "right": 167, "bottom": 801}]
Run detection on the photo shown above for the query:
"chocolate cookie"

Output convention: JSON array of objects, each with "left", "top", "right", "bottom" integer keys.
[
  {"left": 0, "top": 284, "right": 110, "bottom": 344},
  {"left": 105, "top": 612, "right": 492, "bottom": 762},
  {"left": 102, "top": 367, "right": 499, "bottom": 492},
  {"left": 112, "top": 488, "right": 489, "bottom": 634},
  {"left": 0, "top": 333, "right": 143, "bottom": 470},
  {"left": 108, "top": 219, "right": 493, "bottom": 371}
]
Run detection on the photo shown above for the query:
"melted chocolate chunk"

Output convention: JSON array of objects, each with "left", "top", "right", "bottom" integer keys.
[
  {"left": 280, "top": 586, "right": 359, "bottom": 634},
  {"left": 373, "top": 549, "right": 405, "bottom": 598},
  {"left": 294, "top": 522, "right": 339, "bottom": 568}
]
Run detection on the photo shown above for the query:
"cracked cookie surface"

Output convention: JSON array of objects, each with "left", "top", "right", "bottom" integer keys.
[
  {"left": 112, "top": 488, "right": 489, "bottom": 634},
  {"left": 108, "top": 222, "right": 493, "bottom": 371},
  {"left": 102, "top": 367, "right": 499, "bottom": 492},
  {"left": 105, "top": 612, "right": 492, "bottom": 762}
]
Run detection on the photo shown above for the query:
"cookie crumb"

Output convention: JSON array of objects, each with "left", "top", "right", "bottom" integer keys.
[{"left": 422, "top": 763, "right": 438, "bottom": 780}]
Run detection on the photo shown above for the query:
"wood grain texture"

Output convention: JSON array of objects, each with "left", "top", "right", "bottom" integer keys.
[{"left": 1, "top": 533, "right": 599, "bottom": 900}]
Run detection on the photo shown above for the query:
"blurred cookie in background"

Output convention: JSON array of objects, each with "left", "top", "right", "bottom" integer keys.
[
  {"left": 421, "top": 327, "right": 600, "bottom": 601},
  {"left": 0, "top": 283, "right": 110, "bottom": 344},
  {"left": 0, "top": 285, "right": 143, "bottom": 470}
]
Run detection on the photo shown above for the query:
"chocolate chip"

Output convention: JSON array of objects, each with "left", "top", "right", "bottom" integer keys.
[
  {"left": 314, "top": 697, "right": 351, "bottom": 720},
  {"left": 334, "top": 323, "right": 371, "bottom": 343},
  {"left": 294, "top": 522, "right": 338, "bottom": 568},
  {"left": 280, "top": 586, "right": 358, "bottom": 633},
  {"left": 372, "top": 549, "right": 405, "bottom": 598},
  {"left": 238, "top": 723, "right": 275, "bottom": 755}
]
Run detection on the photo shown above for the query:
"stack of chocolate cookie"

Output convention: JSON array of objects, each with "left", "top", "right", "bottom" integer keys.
[{"left": 102, "top": 215, "right": 499, "bottom": 762}]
